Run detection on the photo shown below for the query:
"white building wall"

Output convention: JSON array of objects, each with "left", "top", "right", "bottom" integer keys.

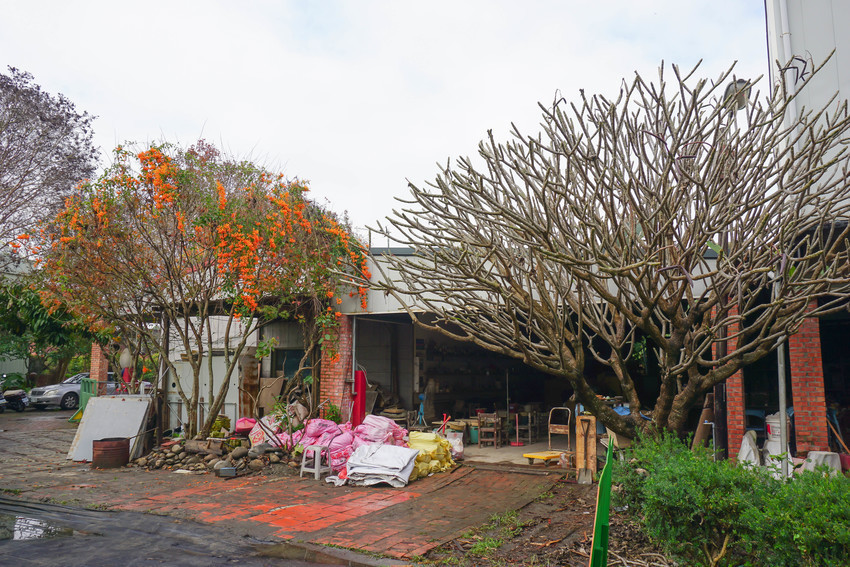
[
  {"left": 765, "top": 0, "right": 850, "bottom": 212},
  {"left": 165, "top": 315, "right": 257, "bottom": 431}
]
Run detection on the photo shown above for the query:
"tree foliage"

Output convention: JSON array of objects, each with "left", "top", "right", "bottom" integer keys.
[
  {"left": 0, "top": 280, "right": 97, "bottom": 382},
  {"left": 371, "top": 60, "right": 850, "bottom": 435},
  {"left": 39, "top": 141, "right": 368, "bottom": 437},
  {"left": 0, "top": 67, "right": 97, "bottom": 259}
]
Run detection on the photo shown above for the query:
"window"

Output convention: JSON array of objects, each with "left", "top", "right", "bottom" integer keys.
[{"left": 272, "top": 349, "right": 307, "bottom": 379}]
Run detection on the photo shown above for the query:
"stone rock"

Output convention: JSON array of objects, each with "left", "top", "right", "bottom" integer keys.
[
  {"left": 252, "top": 443, "right": 273, "bottom": 455},
  {"left": 288, "top": 460, "right": 299, "bottom": 468},
  {"left": 135, "top": 457, "right": 148, "bottom": 466},
  {"left": 268, "top": 454, "right": 281, "bottom": 464},
  {"left": 213, "top": 460, "right": 230, "bottom": 471},
  {"left": 208, "top": 458, "right": 220, "bottom": 468},
  {"left": 203, "top": 454, "right": 217, "bottom": 463},
  {"left": 186, "top": 456, "right": 202, "bottom": 465},
  {"left": 154, "top": 459, "right": 164, "bottom": 468},
  {"left": 248, "top": 459, "right": 265, "bottom": 470},
  {"left": 178, "top": 451, "right": 188, "bottom": 460},
  {"left": 230, "top": 446, "right": 249, "bottom": 460},
  {"left": 236, "top": 460, "right": 247, "bottom": 471}
]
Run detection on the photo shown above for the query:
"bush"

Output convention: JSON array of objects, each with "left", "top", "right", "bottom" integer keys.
[
  {"left": 614, "top": 433, "right": 850, "bottom": 566},
  {"left": 1, "top": 372, "right": 27, "bottom": 391},
  {"left": 751, "top": 467, "right": 850, "bottom": 566}
]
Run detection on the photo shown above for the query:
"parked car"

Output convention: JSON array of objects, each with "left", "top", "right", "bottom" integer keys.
[{"left": 29, "top": 372, "right": 117, "bottom": 410}]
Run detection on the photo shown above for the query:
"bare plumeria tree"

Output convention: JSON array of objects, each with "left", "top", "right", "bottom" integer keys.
[{"left": 368, "top": 59, "right": 850, "bottom": 437}]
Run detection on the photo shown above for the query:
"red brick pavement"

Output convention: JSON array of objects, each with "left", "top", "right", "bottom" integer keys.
[
  {"left": 112, "top": 466, "right": 554, "bottom": 558},
  {"left": 0, "top": 424, "right": 557, "bottom": 559}
]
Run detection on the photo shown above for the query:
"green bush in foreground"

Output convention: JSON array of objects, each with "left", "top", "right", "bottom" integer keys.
[{"left": 614, "top": 433, "right": 850, "bottom": 566}]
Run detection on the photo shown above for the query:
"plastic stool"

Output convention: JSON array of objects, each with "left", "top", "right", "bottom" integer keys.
[{"left": 300, "top": 445, "right": 331, "bottom": 480}]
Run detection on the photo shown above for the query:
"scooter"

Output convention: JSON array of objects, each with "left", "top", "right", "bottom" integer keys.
[{"left": 0, "top": 377, "right": 28, "bottom": 412}]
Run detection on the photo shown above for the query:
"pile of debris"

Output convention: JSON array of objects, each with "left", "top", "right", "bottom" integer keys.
[{"left": 133, "top": 440, "right": 292, "bottom": 474}]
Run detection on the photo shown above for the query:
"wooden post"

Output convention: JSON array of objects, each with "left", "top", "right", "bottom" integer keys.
[{"left": 576, "top": 415, "right": 598, "bottom": 473}]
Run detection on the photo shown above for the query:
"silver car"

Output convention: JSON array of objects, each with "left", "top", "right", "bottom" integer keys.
[{"left": 29, "top": 372, "right": 117, "bottom": 410}]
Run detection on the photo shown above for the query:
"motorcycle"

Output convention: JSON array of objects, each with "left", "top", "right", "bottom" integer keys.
[
  {"left": 0, "top": 376, "right": 29, "bottom": 412},
  {"left": 0, "top": 389, "right": 7, "bottom": 413}
]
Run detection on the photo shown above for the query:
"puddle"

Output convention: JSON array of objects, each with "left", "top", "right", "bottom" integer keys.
[{"left": 0, "top": 513, "right": 76, "bottom": 540}]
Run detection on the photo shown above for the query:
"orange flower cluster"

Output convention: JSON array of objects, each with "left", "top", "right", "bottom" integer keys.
[
  {"left": 40, "top": 143, "right": 371, "bottom": 355},
  {"left": 137, "top": 148, "right": 178, "bottom": 210}
]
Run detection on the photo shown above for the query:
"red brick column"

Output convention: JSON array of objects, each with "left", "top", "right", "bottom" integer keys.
[
  {"left": 320, "top": 315, "right": 353, "bottom": 420},
  {"left": 789, "top": 303, "right": 829, "bottom": 454},
  {"left": 720, "top": 305, "right": 746, "bottom": 460},
  {"left": 90, "top": 343, "right": 109, "bottom": 395}
]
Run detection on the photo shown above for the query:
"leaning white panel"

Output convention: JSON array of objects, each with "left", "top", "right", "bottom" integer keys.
[{"left": 67, "top": 396, "right": 151, "bottom": 462}]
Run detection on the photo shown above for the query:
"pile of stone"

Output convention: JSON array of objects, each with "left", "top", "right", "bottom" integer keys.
[{"left": 133, "top": 441, "right": 297, "bottom": 474}]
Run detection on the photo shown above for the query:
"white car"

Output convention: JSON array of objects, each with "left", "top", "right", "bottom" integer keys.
[{"left": 29, "top": 372, "right": 117, "bottom": 410}]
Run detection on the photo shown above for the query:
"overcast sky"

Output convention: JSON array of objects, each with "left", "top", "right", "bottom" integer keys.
[{"left": 0, "top": 1, "right": 768, "bottom": 238}]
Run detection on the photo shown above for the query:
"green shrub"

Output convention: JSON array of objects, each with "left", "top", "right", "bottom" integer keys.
[
  {"left": 750, "top": 467, "right": 850, "bottom": 566},
  {"left": 614, "top": 433, "right": 850, "bottom": 566},
  {"left": 1, "top": 372, "right": 27, "bottom": 390}
]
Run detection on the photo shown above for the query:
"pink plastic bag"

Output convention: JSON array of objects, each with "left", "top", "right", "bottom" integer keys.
[
  {"left": 330, "top": 445, "right": 354, "bottom": 471},
  {"left": 275, "top": 429, "right": 304, "bottom": 449},
  {"left": 235, "top": 417, "right": 257, "bottom": 434},
  {"left": 304, "top": 419, "right": 341, "bottom": 438},
  {"left": 329, "top": 431, "right": 353, "bottom": 453}
]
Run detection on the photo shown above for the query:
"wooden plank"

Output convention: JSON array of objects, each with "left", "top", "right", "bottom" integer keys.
[{"left": 576, "top": 415, "right": 597, "bottom": 472}]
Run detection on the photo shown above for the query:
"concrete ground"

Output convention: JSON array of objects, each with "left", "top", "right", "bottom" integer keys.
[{"left": 0, "top": 409, "right": 562, "bottom": 561}]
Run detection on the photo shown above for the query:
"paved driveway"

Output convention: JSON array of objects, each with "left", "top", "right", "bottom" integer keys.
[{"left": 0, "top": 409, "right": 558, "bottom": 560}]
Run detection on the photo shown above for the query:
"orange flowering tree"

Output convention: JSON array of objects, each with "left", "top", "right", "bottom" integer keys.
[{"left": 39, "top": 141, "right": 368, "bottom": 437}]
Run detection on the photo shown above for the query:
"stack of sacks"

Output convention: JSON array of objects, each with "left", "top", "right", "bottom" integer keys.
[
  {"left": 329, "top": 423, "right": 355, "bottom": 472},
  {"left": 345, "top": 444, "right": 421, "bottom": 487},
  {"left": 352, "top": 415, "right": 408, "bottom": 449},
  {"left": 276, "top": 428, "right": 303, "bottom": 450},
  {"left": 407, "top": 431, "right": 456, "bottom": 481},
  {"left": 258, "top": 415, "right": 411, "bottom": 475},
  {"left": 298, "top": 419, "right": 342, "bottom": 448}
]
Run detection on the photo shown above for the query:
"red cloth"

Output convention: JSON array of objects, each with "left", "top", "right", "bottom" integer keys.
[{"left": 352, "top": 370, "right": 367, "bottom": 427}]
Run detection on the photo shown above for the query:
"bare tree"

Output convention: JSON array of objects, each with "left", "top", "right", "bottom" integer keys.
[
  {"left": 369, "top": 60, "right": 850, "bottom": 437},
  {"left": 0, "top": 67, "right": 97, "bottom": 253}
]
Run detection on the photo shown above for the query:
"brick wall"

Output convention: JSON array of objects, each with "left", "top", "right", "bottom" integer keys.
[
  {"left": 319, "top": 315, "right": 353, "bottom": 420},
  {"left": 789, "top": 302, "right": 829, "bottom": 455},
  {"left": 90, "top": 343, "right": 109, "bottom": 396},
  {"left": 718, "top": 305, "right": 746, "bottom": 459}
]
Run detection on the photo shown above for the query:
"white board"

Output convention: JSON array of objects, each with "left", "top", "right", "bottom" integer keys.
[{"left": 67, "top": 396, "right": 151, "bottom": 461}]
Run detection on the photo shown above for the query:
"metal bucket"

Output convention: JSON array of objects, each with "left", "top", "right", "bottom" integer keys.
[{"left": 92, "top": 437, "right": 130, "bottom": 469}]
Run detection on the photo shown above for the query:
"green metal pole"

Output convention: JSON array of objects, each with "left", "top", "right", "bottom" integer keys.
[{"left": 589, "top": 441, "right": 614, "bottom": 567}]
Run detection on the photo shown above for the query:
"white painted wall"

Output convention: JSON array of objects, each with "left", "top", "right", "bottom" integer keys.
[
  {"left": 765, "top": 0, "right": 850, "bottom": 210},
  {"left": 165, "top": 315, "right": 257, "bottom": 430}
]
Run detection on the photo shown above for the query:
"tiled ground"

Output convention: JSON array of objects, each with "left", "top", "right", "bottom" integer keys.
[{"left": 0, "top": 413, "right": 558, "bottom": 558}]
